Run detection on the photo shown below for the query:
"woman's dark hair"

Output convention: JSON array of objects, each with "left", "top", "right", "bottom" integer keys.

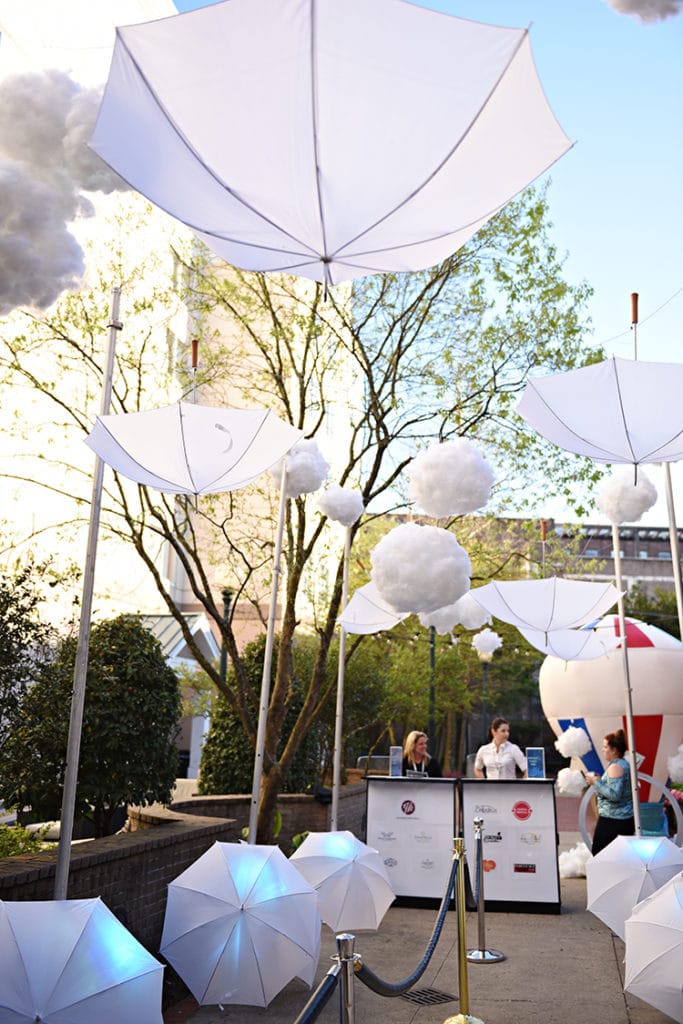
[
  {"left": 605, "top": 728, "right": 627, "bottom": 756},
  {"left": 487, "top": 717, "right": 509, "bottom": 742}
]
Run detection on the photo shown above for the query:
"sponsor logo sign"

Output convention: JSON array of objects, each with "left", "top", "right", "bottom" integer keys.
[
  {"left": 513, "top": 862, "right": 537, "bottom": 874},
  {"left": 483, "top": 831, "right": 503, "bottom": 843},
  {"left": 474, "top": 804, "right": 498, "bottom": 815},
  {"left": 384, "top": 857, "right": 398, "bottom": 868},
  {"left": 482, "top": 859, "right": 497, "bottom": 872},
  {"left": 378, "top": 830, "right": 396, "bottom": 842},
  {"left": 401, "top": 799, "right": 416, "bottom": 816},
  {"left": 414, "top": 830, "right": 432, "bottom": 843},
  {"left": 512, "top": 800, "right": 532, "bottom": 821},
  {"left": 420, "top": 858, "right": 435, "bottom": 870},
  {"left": 520, "top": 832, "right": 542, "bottom": 846}
]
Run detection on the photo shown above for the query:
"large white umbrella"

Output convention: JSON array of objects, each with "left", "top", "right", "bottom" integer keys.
[
  {"left": 469, "top": 577, "right": 621, "bottom": 633},
  {"left": 624, "top": 870, "right": 683, "bottom": 1023},
  {"left": 160, "top": 842, "right": 321, "bottom": 1008},
  {"left": 586, "top": 835, "right": 683, "bottom": 940},
  {"left": 0, "top": 897, "right": 164, "bottom": 1024},
  {"left": 90, "top": 0, "right": 571, "bottom": 289},
  {"left": 290, "top": 830, "right": 395, "bottom": 931},
  {"left": 518, "top": 621, "right": 621, "bottom": 661},
  {"left": 339, "top": 581, "right": 408, "bottom": 635}
]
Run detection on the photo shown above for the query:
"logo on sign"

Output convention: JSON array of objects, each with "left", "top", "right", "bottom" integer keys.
[
  {"left": 474, "top": 804, "right": 498, "bottom": 814},
  {"left": 420, "top": 858, "right": 435, "bottom": 870},
  {"left": 414, "top": 830, "right": 432, "bottom": 843},
  {"left": 401, "top": 799, "right": 416, "bottom": 815},
  {"left": 483, "top": 859, "right": 497, "bottom": 872},
  {"left": 384, "top": 857, "right": 398, "bottom": 868},
  {"left": 514, "top": 862, "right": 536, "bottom": 873},
  {"left": 520, "top": 832, "right": 542, "bottom": 845},
  {"left": 378, "top": 831, "right": 396, "bottom": 841},
  {"left": 512, "top": 800, "right": 532, "bottom": 821},
  {"left": 484, "top": 831, "right": 503, "bottom": 843}
]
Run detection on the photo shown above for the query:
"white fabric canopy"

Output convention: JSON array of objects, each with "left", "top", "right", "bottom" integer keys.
[
  {"left": 469, "top": 577, "right": 621, "bottom": 632},
  {"left": 91, "top": 0, "right": 571, "bottom": 287},
  {"left": 519, "top": 622, "right": 621, "bottom": 661},
  {"left": 517, "top": 356, "right": 683, "bottom": 465},
  {"left": 85, "top": 403, "right": 302, "bottom": 496},
  {"left": 339, "top": 581, "right": 408, "bottom": 635}
]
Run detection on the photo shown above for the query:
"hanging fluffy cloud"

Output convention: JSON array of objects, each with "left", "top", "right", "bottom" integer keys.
[
  {"left": 556, "top": 767, "right": 588, "bottom": 797},
  {"left": 596, "top": 465, "right": 657, "bottom": 524},
  {"left": 370, "top": 522, "right": 471, "bottom": 614},
  {"left": 667, "top": 743, "right": 683, "bottom": 784},
  {"left": 269, "top": 439, "right": 329, "bottom": 498},
  {"left": 603, "top": 0, "right": 682, "bottom": 21},
  {"left": 407, "top": 438, "right": 495, "bottom": 518},
  {"left": 317, "top": 484, "right": 364, "bottom": 527},
  {"left": 559, "top": 841, "right": 592, "bottom": 878},
  {"left": 555, "top": 725, "right": 592, "bottom": 758},
  {"left": 450, "top": 592, "right": 492, "bottom": 631},
  {"left": 418, "top": 604, "right": 460, "bottom": 635},
  {"left": 471, "top": 627, "right": 503, "bottom": 658},
  {"left": 0, "top": 69, "right": 128, "bottom": 315}
]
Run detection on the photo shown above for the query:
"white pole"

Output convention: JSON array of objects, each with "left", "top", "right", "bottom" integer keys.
[
  {"left": 663, "top": 463, "right": 683, "bottom": 641},
  {"left": 331, "top": 527, "right": 351, "bottom": 831},
  {"left": 611, "top": 522, "right": 642, "bottom": 836},
  {"left": 54, "top": 287, "right": 122, "bottom": 899},
  {"left": 248, "top": 460, "right": 288, "bottom": 843}
]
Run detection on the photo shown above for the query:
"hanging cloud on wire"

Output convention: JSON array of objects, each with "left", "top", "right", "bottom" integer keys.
[
  {"left": 596, "top": 465, "right": 657, "bottom": 524},
  {"left": 559, "top": 841, "right": 592, "bottom": 878},
  {"left": 418, "top": 603, "right": 461, "bottom": 635},
  {"left": 407, "top": 438, "right": 495, "bottom": 518},
  {"left": 556, "top": 767, "right": 588, "bottom": 797},
  {"left": 667, "top": 743, "right": 683, "bottom": 784},
  {"left": 450, "top": 592, "right": 492, "bottom": 630},
  {"left": 603, "top": 0, "right": 682, "bottom": 21},
  {"left": 370, "top": 522, "right": 471, "bottom": 614},
  {"left": 0, "top": 69, "right": 128, "bottom": 315},
  {"left": 555, "top": 725, "right": 592, "bottom": 758},
  {"left": 317, "top": 484, "right": 364, "bottom": 527},
  {"left": 471, "top": 627, "right": 502, "bottom": 658},
  {"left": 269, "top": 439, "right": 329, "bottom": 498}
]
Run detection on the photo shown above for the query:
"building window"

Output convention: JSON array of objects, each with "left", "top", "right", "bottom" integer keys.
[
  {"left": 638, "top": 550, "right": 648, "bottom": 559},
  {"left": 657, "top": 551, "right": 672, "bottom": 560}
]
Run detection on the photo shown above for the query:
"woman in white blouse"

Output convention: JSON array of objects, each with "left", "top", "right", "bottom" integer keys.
[{"left": 474, "top": 717, "right": 527, "bottom": 780}]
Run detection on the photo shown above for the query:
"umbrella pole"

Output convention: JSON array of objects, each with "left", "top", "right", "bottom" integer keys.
[
  {"left": 248, "top": 460, "right": 288, "bottom": 843},
  {"left": 662, "top": 463, "right": 683, "bottom": 641},
  {"left": 54, "top": 287, "right": 122, "bottom": 899},
  {"left": 611, "top": 523, "right": 642, "bottom": 836},
  {"left": 331, "top": 527, "right": 351, "bottom": 831}
]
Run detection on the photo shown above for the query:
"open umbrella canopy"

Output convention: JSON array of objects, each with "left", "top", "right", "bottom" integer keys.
[
  {"left": 586, "top": 835, "right": 683, "bottom": 940},
  {"left": 518, "top": 620, "right": 621, "bottom": 661},
  {"left": 339, "top": 581, "right": 408, "bottom": 635},
  {"left": 469, "top": 577, "right": 621, "bottom": 633},
  {"left": 0, "top": 897, "right": 164, "bottom": 1024},
  {"left": 160, "top": 842, "right": 320, "bottom": 1007},
  {"left": 91, "top": 0, "right": 571, "bottom": 288},
  {"left": 624, "top": 870, "right": 683, "bottom": 1023},
  {"left": 85, "top": 403, "right": 302, "bottom": 497},
  {"left": 516, "top": 356, "right": 683, "bottom": 466},
  {"left": 290, "top": 830, "right": 395, "bottom": 931}
]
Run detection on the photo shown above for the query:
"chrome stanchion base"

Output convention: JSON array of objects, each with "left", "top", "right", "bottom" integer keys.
[{"left": 466, "top": 948, "right": 505, "bottom": 964}]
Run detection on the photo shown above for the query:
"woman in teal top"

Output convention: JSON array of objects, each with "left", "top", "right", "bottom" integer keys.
[{"left": 585, "top": 728, "right": 634, "bottom": 856}]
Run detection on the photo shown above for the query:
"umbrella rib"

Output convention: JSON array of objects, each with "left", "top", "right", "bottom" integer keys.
[
  {"left": 612, "top": 358, "right": 639, "bottom": 464},
  {"left": 309, "top": 0, "right": 332, "bottom": 291},
  {"left": 201, "top": 409, "right": 295, "bottom": 493},
  {"left": 116, "top": 31, "right": 322, "bottom": 263},
  {"left": 523, "top": 379, "right": 630, "bottom": 462},
  {"left": 177, "top": 404, "right": 200, "bottom": 496},
  {"left": 92, "top": 417, "right": 183, "bottom": 489}
]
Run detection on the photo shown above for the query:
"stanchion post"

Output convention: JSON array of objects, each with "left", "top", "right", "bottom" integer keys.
[
  {"left": 336, "top": 933, "right": 359, "bottom": 1024},
  {"left": 444, "top": 838, "right": 488, "bottom": 1024},
  {"left": 467, "top": 818, "right": 505, "bottom": 964}
]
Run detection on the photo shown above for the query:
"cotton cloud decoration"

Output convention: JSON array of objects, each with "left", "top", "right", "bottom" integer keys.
[
  {"left": 269, "top": 439, "right": 329, "bottom": 498},
  {"left": 370, "top": 522, "right": 471, "bottom": 614},
  {"left": 407, "top": 438, "right": 495, "bottom": 517},
  {"left": 554, "top": 725, "right": 592, "bottom": 758},
  {"left": 318, "top": 484, "right": 364, "bottom": 527},
  {"left": 556, "top": 767, "right": 588, "bottom": 797},
  {"left": 418, "top": 604, "right": 461, "bottom": 635},
  {"left": 596, "top": 465, "right": 657, "bottom": 524}
]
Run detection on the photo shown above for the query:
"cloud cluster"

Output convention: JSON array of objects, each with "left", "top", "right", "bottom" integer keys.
[
  {"left": 596, "top": 465, "right": 657, "bottom": 524},
  {"left": 558, "top": 841, "right": 592, "bottom": 878},
  {"left": 270, "top": 439, "right": 329, "bottom": 498},
  {"left": 0, "top": 69, "right": 127, "bottom": 315},
  {"left": 408, "top": 438, "right": 495, "bottom": 518},
  {"left": 555, "top": 725, "right": 592, "bottom": 758},
  {"left": 370, "top": 522, "right": 471, "bottom": 614},
  {"left": 667, "top": 743, "right": 683, "bottom": 784},
  {"left": 556, "top": 767, "right": 588, "bottom": 797},
  {"left": 603, "top": 0, "right": 683, "bottom": 21},
  {"left": 317, "top": 484, "right": 364, "bottom": 527}
]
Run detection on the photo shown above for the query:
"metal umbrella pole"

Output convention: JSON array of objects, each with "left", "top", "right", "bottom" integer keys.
[
  {"left": 331, "top": 526, "right": 351, "bottom": 831},
  {"left": 54, "top": 287, "right": 122, "bottom": 899},
  {"left": 467, "top": 817, "right": 505, "bottom": 964}
]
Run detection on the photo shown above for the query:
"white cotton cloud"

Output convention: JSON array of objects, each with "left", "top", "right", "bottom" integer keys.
[
  {"left": 0, "top": 69, "right": 128, "bottom": 315},
  {"left": 269, "top": 439, "right": 329, "bottom": 498},
  {"left": 370, "top": 522, "right": 471, "bottom": 614},
  {"left": 667, "top": 743, "right": 683, "bottom": 784},
  {"left": 419, "top": 603, "right": 460, "bottom": 635},
  {"left": 603, "top": 0, "right": 682, "bottom": 21},
  {"left": 317, "top": 484, "right": 364, "bottom": 527},
  {"left": 407, "top": 438, "right": 495, "bottom": 518},
  {"left": 471, "top": 627, "right": 502, "bottom": 658},
  {"left": 559, "top": 841, "right": 592, "bottom": 878},
  {"left": 555, "top": 725, "right": 592, "bottom": 758},
  {"left": 596, "top": 466, "right": 657, "bottom": 524},
  {"left": 450, "top": 591, "right": 492, "bottom": 631},
  {"left": 556, "top": 767, "right": 588, "bottom": 797}
]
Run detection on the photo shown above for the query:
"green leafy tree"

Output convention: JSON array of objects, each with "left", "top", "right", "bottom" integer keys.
[
  {"left": 0, "top": 615, "right": 182, "bottom": 836},
  {"left": 626, "top": 582, "right": 680, "bottom": 640}
]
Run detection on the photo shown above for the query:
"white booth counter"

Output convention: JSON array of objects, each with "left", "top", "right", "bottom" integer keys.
[
  {"left": 365, "top": 776, "right": 458, "bottom": 905},
  {"left": 460, "top": 778, "right": 561, "bottom": 914}
]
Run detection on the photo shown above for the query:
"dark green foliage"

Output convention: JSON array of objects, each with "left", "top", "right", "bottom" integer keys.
[
  {"left": 0, "top": 823, "right": 46, "bottom": 857},
  {"left": 0, "top": 615, "right": 182, "bottom": 837},
  {"left": 626, "top": 583, "right": 680, "bottom": 641}
]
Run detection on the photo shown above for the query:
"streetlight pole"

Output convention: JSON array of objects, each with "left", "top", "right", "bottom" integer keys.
[
  {"left": 219, "top": 587, "right": 233, "bottom": 685},
  {"left": 478, "top": 653, "right": 492, "bottom": 748},
  {"left": 428, "top": 625, "right": 436, "bottom": 744}
]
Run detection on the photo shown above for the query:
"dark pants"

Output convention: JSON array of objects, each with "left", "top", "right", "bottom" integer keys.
[{"left": 591, "top": 815, "right": 635, "bottom": 856}]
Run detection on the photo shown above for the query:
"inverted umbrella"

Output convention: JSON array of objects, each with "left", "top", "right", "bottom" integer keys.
[
  {"left": 518, "top": 620, "right": 621, "bottom": 661},
  {"left": 339, "top": 581, "right": 408, "bottom": 635},
  {"left": 586, "top": 835, "right": 683, "bottom": 940},
  {"left": 624, "top": 870, "right": 683, "bottom": 1023},
  {"left": 91, "top": 0, "right": 571, "bottom": 289},
  {"left": 469, "top": 577, "right": 621, "bottom": 633},
  {"left": 0, "top": 897, "right": 164, "bottom": 1024},
  {"left": 160, "top": 842, "right": 320, "bottom": 1007},
  {"left": 290, "top": 830, "right": 395, "bottom": 931}
]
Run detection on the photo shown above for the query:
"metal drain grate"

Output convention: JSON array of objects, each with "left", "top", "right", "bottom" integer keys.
[{"left": 401, "top": 987, "right": 456, "bottom": 1006}]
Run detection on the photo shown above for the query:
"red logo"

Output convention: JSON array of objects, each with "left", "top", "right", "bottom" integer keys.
[
  {"left": 401, "top": 800, "right": 416, "bottom": 815},
  {"left": 483, "top": 859, "right": 496, "bottom": 872},
  {"left": 512, "top": 801, "right": 532, "bottom": 821}
]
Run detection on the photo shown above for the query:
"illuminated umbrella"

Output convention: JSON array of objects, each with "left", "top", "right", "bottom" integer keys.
[
  {"left": 0, "top": 897, "right": 164, "bottom": 1024},
  {"left": 290, "top": 831, "right": 395, "bottom": 931},
  {"left": 339, "top": 581, "right": 408, "bottom": 635},
  {"left": 91, "top": 0, "right": 571, "bottom": 289},
  {"left": 586, "top": 835, "right": 683, "bottom": 940},
  {"left": 624, "top": 870, "right": 683, "bottom": 1023},
  {"left": 160, "top": 843, "right": 320, "bottom": 1008},
  {"left": 469, "top": 577, "right": 621, "bottom": 633}
]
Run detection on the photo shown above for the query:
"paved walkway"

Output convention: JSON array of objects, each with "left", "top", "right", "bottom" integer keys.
[{"left": 162, "top": 829, "right": 672, "bottom": 1024}]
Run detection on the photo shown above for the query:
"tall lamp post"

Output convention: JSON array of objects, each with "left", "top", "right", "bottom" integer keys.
[{"left": 472, "top": 628, "right": 502, "bottom": 747}]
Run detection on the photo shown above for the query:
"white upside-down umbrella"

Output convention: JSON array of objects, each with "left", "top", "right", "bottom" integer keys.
[
  {"left": 624, "top": 870, "right": 683, "bottom": 1023},
  {"left": 469, "top": 577, "right": 621, "bottom": 635},
  {"left": 518, "top": 620, "right": 622, "bottom": 661},
  {"left": 586, "top": 835, "right": 683, "bottom": 940},
  {"left": 90, "top": 0, "right": 571, "bottom": 290},
  {"left": 160, "top": 843, "right": 321, "bottom": 1008},
  {"left": 0, "top": 897, "right": 164, "bottom": 1024},
  {"left": 290, "top": 831, "right": 395, "bottom": 931},
  {"left": 339, "top": 581, "right": 408, "bottom": 635}
]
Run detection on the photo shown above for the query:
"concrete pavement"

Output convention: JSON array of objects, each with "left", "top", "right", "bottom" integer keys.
[{"left": 162, "top": 832, "right": 672, "bottom": 1024}]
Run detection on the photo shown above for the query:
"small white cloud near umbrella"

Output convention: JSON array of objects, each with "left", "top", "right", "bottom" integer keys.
[
  {"left": 554, "top": 725, "right": 592, "bottom": 759},
  {"left": 471, "top": 628, "right": 503, "bottom": 660},
  {"left": 318, "top": 484, "right": 365, "bottom": 527},
  {"left": 668, "top": 743, "right": 683, "bottom": 784},
  {"left": 596, "top": 465, "right": 658, "bottom": 524},
  {"left": 290, "top": 830, "right": 395, "bottom": 931},
  {"left": 370, "top": 522, "right": 471, "bottom": 614},
  {"left": 269, "top": 438, "right": 329, "bottom": 498},
  {"left": 407, "top": 438, "right": 495, "bottom": 518},
  {"left": 556, "top": 766, "right": 588, "bottom": 797}
]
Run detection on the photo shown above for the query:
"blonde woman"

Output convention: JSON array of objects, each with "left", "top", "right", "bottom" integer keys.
[{"left": 402, "top": 731, "right": 442, "bottom": 777}]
